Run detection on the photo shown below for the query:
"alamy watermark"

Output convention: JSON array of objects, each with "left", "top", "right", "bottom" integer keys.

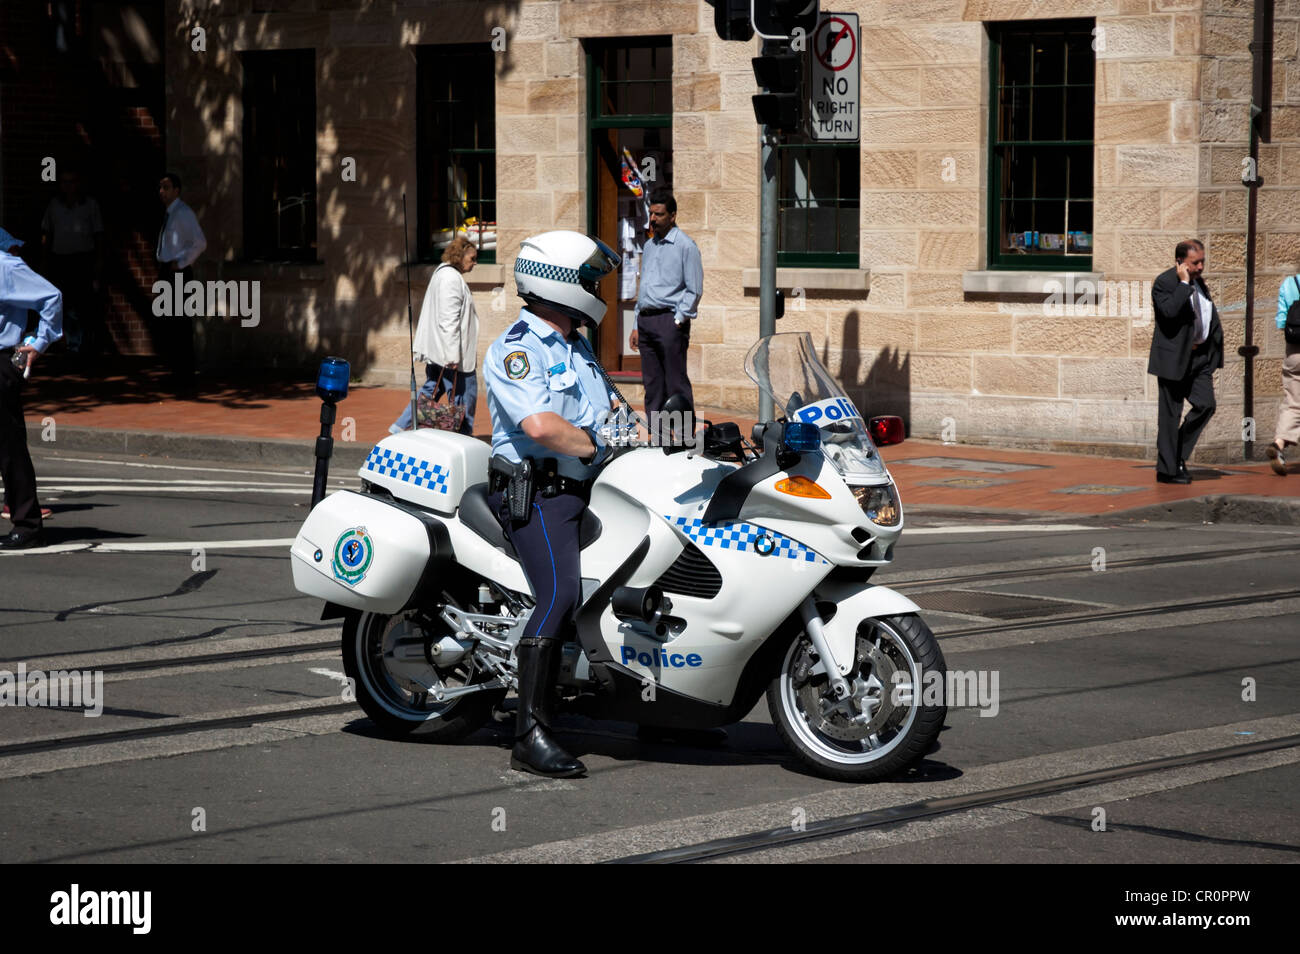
[
  {"left": 602, "top": 409, "right": 703, "bottom": 453},
  {"left": 1043, "top": 276, "right": 1152, "bottom": 322},
  {"left": 892, "top": 668, "right": 999, "bottom": 717},
  {"left": 0, "top": 664, "right": 103, "bottom": 717},
  {"left": 152, "top": 275, "right": 260, "bottom": 327}
]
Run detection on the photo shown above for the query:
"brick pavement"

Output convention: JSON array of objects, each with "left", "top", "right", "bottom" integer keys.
[{"left": 17, "top": 359, "right": 1300, "bottom": 517}]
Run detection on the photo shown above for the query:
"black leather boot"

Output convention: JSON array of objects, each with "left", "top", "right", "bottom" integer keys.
[{"left": 511, "top": 637, "right": 586, "bottom": 778}]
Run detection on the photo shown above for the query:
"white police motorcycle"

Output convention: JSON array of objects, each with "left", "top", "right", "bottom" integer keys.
[{"left": 291, "top": 332, "right": 946, "bottom": 782}]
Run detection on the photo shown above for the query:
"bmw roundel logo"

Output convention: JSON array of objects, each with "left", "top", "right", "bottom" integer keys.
[
  {"left": 754, "top": 533, "right": 776, "bottom": 556},
  {"left": 313, "top": 549, "right": 323, "bottom": 563}
]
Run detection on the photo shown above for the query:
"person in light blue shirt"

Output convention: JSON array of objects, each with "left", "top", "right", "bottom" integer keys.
[
  {"left": 0, "top": 229, "right": 63, "bottom": 549},
  {"left": 1267, "top": 272, "right": 1300, "bottom": 475},
  {"left": 630, "top": 189, "right": 703, "bottom": 416},
  {"left": 482, "top": 229, "right": 620, "bottom": 779},
  {"left": 483, "top": 308, "right": 613, "bottom": 481}
]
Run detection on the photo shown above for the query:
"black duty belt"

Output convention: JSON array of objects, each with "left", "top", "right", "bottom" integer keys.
[{"left": 489, "top": 457, "right": 590, "bottom": 497}]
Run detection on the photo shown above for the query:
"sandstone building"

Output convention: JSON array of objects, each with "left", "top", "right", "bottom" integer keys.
[{"left": 81, "top": 1, "right": 1300, "bottom": 457}]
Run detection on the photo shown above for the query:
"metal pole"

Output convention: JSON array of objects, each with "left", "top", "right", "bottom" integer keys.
[
  {"left": 1242, "top": 125, "right": 1260, "bottom": 461},
  {"left": 758, "top": 38, "right": 779, "bottom": 424}
]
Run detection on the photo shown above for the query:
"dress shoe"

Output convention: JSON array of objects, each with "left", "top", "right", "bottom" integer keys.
[
  {"left": 1155, "top": 472, "right": 1191, "bottom": 485},
  {"left": 0, "top": 529, "right": 47, "bottom": 550},
  {"left": 637, "top": 725, "right": 728, "bottom": 748},
  {"left": 1177, "top": 459, "right": 1191, "bottom": 480},
  {"left": 1267, "top": 443, "right": 1288, "bottom": 477}
]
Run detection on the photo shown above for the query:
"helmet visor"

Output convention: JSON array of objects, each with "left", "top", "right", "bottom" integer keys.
[{"left": 577, "top": 237, "right": 621, "bottom": 293}]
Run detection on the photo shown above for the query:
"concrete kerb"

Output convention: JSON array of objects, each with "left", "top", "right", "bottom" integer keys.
[
  {"left": 1108, "top": 495, "right": 1300, "bottom": 526},
  {"left": 25, "top": 423, "right": 374, "bottom": 471}
]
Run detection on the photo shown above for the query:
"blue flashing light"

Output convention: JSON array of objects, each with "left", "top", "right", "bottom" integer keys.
[
  {"left": 783, "top": 420, "right": 821, "bottom": 453},
  {"left": 316, "top": 357, "right": 350, "bottom": 403}
]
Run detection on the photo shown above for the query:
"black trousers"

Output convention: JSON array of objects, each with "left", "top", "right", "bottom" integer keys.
[
  {"left": 637, "top": 310, "right": 693, "bottom": 417},
  {"left": 488, "top": 488, "right": 586, "bottom": 642},
  {"left": 1156, "top": 347, "right": 1217, "bottom": 476},
  {"left": 157, "top": 265, "right": 195, "bottom": 384},
  {"left": 0, "top": 353, "right": 42, "bottom": 532}
]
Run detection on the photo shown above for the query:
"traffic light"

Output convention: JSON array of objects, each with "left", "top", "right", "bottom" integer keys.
[
  {"left": 752, "top": 47, "right": 804, "bottom": 132},
  {"left": 712, "top": 0, "right": 754, "bottom": 42},
  {"left": 752, "top": 0, "right": 819, "bottom": 41}
]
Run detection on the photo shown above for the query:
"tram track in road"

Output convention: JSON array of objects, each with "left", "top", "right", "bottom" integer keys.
[
  {"left": 3, "top": 583, "right": 1295, "bottom": 761},
  {"left": 607, "top": 732, "right": 1300, "bottom": 863},
  {"left": 884, "top": 539, "right": 1300, "bottom": 593}
]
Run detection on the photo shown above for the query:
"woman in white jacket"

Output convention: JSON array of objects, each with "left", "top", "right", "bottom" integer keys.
[{"left": 390, "top": 235, "right": 480, "bottom": 435}]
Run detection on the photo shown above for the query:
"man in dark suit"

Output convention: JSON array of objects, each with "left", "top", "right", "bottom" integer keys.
[{"left": 1148, "top": 239, "right": 1223, "bottom": 484}]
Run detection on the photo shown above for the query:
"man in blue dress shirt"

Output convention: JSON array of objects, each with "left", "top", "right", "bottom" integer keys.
[
  {"left": 630, "top": 189, "right": 703, "bottom": 417},
  {"left": 0, "top": 229, "right": 63, "bottom": 549}
]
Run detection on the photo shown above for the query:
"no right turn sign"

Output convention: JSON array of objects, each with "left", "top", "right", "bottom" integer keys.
[{"left": 810, "top": 12, "right": 859, "bottom": 142}]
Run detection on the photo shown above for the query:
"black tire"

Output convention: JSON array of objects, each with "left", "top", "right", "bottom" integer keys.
[
  {"left": 342, "top": 608, "right": 505, "bottom": 742},
  {"left": 766, "top": 613, "right": 946, "bottom": 782}
]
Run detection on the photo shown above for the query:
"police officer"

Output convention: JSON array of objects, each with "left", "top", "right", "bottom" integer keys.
[
  {"left": 0, "top": 228, "right": 63, "bottom": 550},
  {"left": 483, "top": 230, "right": 621, "bottom": 778}
]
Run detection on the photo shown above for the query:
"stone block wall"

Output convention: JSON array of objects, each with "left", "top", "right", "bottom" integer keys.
[{"left": 163, "top": 0, "right": 1299, "bottom": 459}]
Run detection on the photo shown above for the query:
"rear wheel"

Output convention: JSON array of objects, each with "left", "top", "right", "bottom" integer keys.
[
  {"left": 767, "top": 613, "right": 946, "bottom": 782},
  {"left": 342, "top": 606, "right": 505, "bottom": 742}
]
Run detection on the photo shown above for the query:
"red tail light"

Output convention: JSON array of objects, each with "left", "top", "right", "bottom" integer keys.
[{"left": 869, "top": 416, "right": 905, "bottom": 446}]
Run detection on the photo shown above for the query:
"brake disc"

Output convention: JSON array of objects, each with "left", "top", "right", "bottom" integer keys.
[{"left": 797, "top": 635, "right": 902, "bottom": 741}]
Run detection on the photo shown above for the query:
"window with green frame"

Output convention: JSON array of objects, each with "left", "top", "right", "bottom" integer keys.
[
  {"left": 416, "top": 44, "right": 496, "bottom": 264},
  {"left": 778, "top": 143, "right": 859, "bottom": 268},
  {"left": 988, "top": 19, "right": 1094, "bottom": 270}
]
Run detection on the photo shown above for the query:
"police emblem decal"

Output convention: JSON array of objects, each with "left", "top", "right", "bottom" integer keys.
[
  {"left": 754, "top": 533, "right": 776, "bottom": 556},
  {"left": 332, "top": 527, "right": 374, "bottom": 586},
  {"left": 505, "top": 351, "right": 530, "bottom": 380}
]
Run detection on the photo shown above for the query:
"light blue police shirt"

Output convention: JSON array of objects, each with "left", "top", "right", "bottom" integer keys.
[
  {"left": 484, "top": 309, "right": 614, "bottom": 481},
  {"left": 0, "top": 251, "right": 63, "bottom": 351}
]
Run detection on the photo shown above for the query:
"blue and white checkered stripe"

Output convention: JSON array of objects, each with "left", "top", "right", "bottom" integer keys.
[
  {"left": 663, "top": 515, "right": 827, "bottom": 565},
  {"left": 515, "top": 257, "right": 581, "bottom": 285},
  {"left": 364, "top": 446, "right": 450, "bottom": 494}
]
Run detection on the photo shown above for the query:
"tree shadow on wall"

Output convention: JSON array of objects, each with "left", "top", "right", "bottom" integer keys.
[
  {"left": 171, "top": 0, "right": 524, "bottom": 382},
  {"left": 822, "top": 309, "right": 911, "bottom": 434}
]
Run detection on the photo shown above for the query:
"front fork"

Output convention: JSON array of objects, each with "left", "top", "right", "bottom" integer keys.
[{"left": 799, "top": 597, "right": 851, "bottom": 700}]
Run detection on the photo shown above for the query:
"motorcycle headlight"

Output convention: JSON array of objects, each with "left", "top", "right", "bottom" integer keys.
[{"left": 851, "top": 482, "right": 900, "bottom": 527}]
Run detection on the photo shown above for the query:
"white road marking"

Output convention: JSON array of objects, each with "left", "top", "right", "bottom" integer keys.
[
  {"left": 906, "top": 524, "right": 1096, "bottom": 535},
  {"left": 36, "top": 485, "right": 311, "bottom": 494},
  {"left": 309, "top": 668, "right": 351, "bottom": 687},
  {"left": 40, "top": 456, "right": 314, "bottom": 478},
  {"left": 0, "top": 538, "right": 295, "bottom": 557},
  {"left": 35, "top": 477, "right": 307, "bottom": 486}
]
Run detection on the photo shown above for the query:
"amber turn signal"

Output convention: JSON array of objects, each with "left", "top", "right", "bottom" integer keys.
[{"left": 775, "top": 476, "right": 831, "bottom": 499}]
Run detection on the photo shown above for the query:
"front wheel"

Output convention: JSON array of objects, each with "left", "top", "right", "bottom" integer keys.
[
  {"left": 767, "top": 613, "right": 946, "bottom": 782},
  {"left": 342, "top": 608, "right": 505, "bottom": 742}
]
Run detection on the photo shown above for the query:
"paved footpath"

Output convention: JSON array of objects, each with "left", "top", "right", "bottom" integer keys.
[{"left": 16, "top": 358, "right": 1300, "bottom": 521}]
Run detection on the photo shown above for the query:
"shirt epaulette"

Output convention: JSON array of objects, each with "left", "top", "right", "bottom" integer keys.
[{"left": 505, "top": 320, "right": 529, "bottom": 342}]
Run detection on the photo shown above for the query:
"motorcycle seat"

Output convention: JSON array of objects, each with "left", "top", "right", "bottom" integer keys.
[{"left": 458, "top": 482, "right": 602, "bottom": 559}]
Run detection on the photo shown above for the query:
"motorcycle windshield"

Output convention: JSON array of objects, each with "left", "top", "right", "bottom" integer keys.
[{"left": 744, "top": 332, "right": 889, "bottom": 480}]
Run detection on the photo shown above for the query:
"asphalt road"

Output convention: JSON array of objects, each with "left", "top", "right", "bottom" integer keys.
[{"left": 0, "top": 447, "right": 1296, "bottom": 867}]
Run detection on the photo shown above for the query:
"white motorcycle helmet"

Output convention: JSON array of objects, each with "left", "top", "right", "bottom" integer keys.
[{"left": 514, "top": 230, "right": 621, "bottom": 327}]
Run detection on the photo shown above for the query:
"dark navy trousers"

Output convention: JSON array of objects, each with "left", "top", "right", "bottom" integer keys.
[
  {"left": 637, "top": 311, "right": 693, "bottom": 417},
  {"left": 489, "top": 489, "right": 587, "bottom": 642}
]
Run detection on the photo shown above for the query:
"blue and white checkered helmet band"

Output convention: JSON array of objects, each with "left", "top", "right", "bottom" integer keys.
[
  {"left": 515, "top": 257, "right": 581, "bottom": 286},
  {"left": 663, "top": 515, "right": 828, "bottom": 565},
  {"left": 363, "top": 446, "right": 450, "bottom": 494}
]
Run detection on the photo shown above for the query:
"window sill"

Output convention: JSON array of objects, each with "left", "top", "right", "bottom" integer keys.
[
  {"left": 401, "top": 263, "right": 508, "bottom": 287},
  {"left": 741, "top": 267, "right": 870, "bottom": 294},
  {"left": 962, "top": 270, "right": 1104, "bottom": 295}
]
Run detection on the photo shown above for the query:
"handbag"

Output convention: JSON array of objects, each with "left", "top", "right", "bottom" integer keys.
[{"left": 416, "top": 371, "right": 466, "bottom": 432}]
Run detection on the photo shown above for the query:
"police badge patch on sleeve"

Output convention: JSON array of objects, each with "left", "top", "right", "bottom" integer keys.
[{"left": 505, "top": 350, "right": 530, "bottom": 380}]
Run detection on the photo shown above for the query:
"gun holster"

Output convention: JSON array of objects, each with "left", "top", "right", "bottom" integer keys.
[{"left": 490, "top": 457, "right": 535, "bottom": 521}]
